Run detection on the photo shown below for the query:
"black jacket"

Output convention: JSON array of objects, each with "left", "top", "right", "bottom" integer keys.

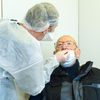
[{"left": 43, "top": 60, "right": 100, "bottom": 100}]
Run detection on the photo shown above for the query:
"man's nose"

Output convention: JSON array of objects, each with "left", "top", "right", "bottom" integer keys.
[{"left": 61, "top": 44, "right": 68, "bottom": 50}]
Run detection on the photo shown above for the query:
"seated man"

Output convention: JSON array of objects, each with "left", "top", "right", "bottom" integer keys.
[{"left": 43, "top": 35, "right": 100, "bottom": 100}]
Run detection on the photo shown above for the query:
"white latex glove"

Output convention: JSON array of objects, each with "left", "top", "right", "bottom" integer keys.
[{"left": 55, "top": 50, "right": 68, "bottom": 63}]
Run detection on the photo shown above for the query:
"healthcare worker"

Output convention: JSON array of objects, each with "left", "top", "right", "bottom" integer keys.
[{"left": 0, "top": 2, "right": 68, "bottom": 100}]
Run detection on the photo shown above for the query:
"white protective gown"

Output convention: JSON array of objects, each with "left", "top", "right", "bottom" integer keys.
[{"left": 0, "top": 19, "right": 59, "bottom": 96}]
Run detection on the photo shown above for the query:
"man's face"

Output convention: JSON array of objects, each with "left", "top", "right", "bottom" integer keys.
[
  {"left": 55, "top": 36, "right": 77, "bottom": 51},
  {"left": 55, "top": 35, "right": 80, "bottom": 58}
]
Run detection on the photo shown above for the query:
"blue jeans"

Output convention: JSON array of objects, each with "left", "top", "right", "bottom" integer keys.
[{"left": 0, "top": 67, "right": 18, "bottom": 100}]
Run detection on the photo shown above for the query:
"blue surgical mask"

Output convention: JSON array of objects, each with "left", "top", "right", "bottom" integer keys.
[
  {"left": 61, "top": 50, "right": 76, "bottom": 67},
  {"left": 42, "top": 32, "right": 53, "bottom": 41}
]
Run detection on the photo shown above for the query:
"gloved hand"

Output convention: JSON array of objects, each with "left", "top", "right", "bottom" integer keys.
[{"left": 55, "top": 50, "right": 68, "bottom": 63}]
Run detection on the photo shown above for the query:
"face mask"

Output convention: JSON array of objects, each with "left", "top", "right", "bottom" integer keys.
[
  {"left": 42, "top": 33, "right": 53, "bottom": 41},
  {"left": 61, "top": 50, "right": 76, "bottom": 68}
]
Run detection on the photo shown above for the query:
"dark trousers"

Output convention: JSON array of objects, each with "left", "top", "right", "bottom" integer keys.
[{"left": 29, "top": 92, "right": 43, "bottom": 100}]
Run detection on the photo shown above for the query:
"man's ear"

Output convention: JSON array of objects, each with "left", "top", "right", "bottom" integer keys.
[{"left": 75, "top": 48, "right": 80, "bottom": 58}]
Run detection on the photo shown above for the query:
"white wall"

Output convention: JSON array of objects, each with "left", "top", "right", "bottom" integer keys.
[
  {"left": 79, "top": 0, "right": 100, "bottom": 68},
  {"left": 0, "top": 0, "right": 1, "bottom": 18}
]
